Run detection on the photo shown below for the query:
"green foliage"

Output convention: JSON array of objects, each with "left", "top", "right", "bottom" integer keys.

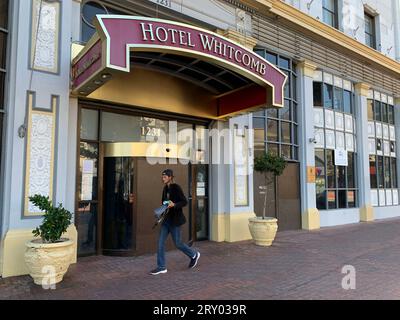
[
  {"left": 254, "top": 151, "right": 287, "bottom": 177},
  {"left": 29, "top": 195, "right": 72, "bottom": 243}
]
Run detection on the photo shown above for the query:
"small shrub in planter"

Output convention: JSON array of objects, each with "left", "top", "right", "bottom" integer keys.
[{"left": 25, "top": 195, "right": 74, "bottom": 285}]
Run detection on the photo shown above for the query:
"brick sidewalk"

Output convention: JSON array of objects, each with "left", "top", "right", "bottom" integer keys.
[{"left": 2, "top": 217, "right": 400, "bottom": 300}]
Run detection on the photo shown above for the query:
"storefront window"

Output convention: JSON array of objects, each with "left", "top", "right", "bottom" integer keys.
[
  {"left": 252, "top": 49, "right": 298, "bottom": 161},
  {"left": 368, "top": 91, "right": 398, "bottom": 206},
  {"left": 313, "top": 71, "right": 358, "bottom": 209}
]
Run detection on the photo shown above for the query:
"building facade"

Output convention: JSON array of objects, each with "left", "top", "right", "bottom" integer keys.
[{"left": 0, "top": 0, "right": 400, "bottom": 278}]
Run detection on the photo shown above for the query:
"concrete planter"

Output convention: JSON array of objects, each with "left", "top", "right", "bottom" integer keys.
[
  {"left": 24, "top": 238, "right": 74, "bottom": 286},
  {"left": 248, "top": 217, "right": 278, "bottom": 246}
]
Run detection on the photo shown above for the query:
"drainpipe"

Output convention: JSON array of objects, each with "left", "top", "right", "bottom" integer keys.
[{"left": 393, "top": 0, "right": 400, "bottom": 61}]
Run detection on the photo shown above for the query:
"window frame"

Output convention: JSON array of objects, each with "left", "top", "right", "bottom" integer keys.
[
  {"left": 322, "top": 0, "right": 338, "bottom": 29},
  {"left": 364, "top": 12, "right": 376, "bottom": 50}
]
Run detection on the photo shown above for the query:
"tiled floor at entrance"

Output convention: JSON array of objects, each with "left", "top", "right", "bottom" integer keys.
[{"left": 3, "top": 217, "right": 400, "bottom": 299}]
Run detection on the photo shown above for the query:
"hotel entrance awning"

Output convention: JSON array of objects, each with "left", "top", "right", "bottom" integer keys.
[{"left": 71, "top": 15, "right": 287, "bottom": 118}]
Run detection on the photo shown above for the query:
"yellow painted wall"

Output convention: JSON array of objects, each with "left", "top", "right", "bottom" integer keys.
[{"left": 211, "top": 212, "right": 256, "bottom": 242}]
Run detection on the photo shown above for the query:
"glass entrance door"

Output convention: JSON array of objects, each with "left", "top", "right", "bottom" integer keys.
[{"left": 102, "top": 157, "right": 135, "bottom": 255}]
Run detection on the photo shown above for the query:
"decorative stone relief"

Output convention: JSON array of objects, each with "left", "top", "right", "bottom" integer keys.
[
  {"left": 31, "top": 0, "right": 60, "bottom": 73},
  {"left": 27, "top": 113, "right": 54, "bottom": 214},
  {"left": 24, "top": 93, "right": 57, "bottom": 217}
]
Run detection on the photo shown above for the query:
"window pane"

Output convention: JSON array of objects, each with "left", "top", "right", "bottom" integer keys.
[
  {"left": 281, "top": 122, "right": 291, "bottom": 143},
  {"left": 79, "top": 142, "right": 99, "bottom": 201},
  {"left": 334, "top": 87, "right": 343, "bottom": 110},
  {"left": 384, "top": 157, "right": 391, "bottom": 188},
  {"left": 0, "top": 0, "right": 8, "bottom": 29},
  {"left": 338, "top": 190, "right": 347, "bottom": 208},
  {"left": 337, "top": 166, "right": 346, "bottom": 188},
  {"left": 253, "top": 110, "right": 265, "bottom": 117},
  {"left": 253, "top": 118, "right": 265, "bottom": 143},
  {"left": 328, "top": 190, "right": 336, "bottom": 209},
  {"left": 323, "top": 10, "right": 334, "bottom": 27},
  {"left": 293, "top": 124, "right": 298, "bottom": 145},
  {"left": 367, "top": 99, "right": 374, "bottom": 121},
  {"left": 317, "top": 191, "right": 327, "bottom": 210},
  {"left": 0, "top": 71, "right": 4, "bottom": 109},
  {"left": 343, "top": 90, "right": 352, "bottom": 114},
  {"left": 0, "top": 113, "right": 3, "bottom": 172},
  {"left": 292, "top": 74, "right": 297, "bottom": 101},
  {"left": 313, "top": 82, "right": 323, "bottom": 107},
  {"left": 324, "top": 84, "right": 333, "bottom": 108},
  {"left": 377, "top": 139, "right": 382, "bottom": 152},
  {"left": 377, "top": 156, "right": 384, "bottom": 188},
  {"left": 382, "top": 103, "right": 388, "bottom": 123},
  {"left": 267, "top": 108, "right": 278, "bottom": 118},
  {"left": 77, "top": 202, "right": 97, "bottom": 256},
  {"left": 267, "top": 119, "right": 278, "bottom": 142},
  {"left": 266, "top": 52, "right": 277, "bottom": 65},
  {"left": 279, "top": 57, "right": 290, "bottom": 69},
  {"left": 347, "top": 153, "right": 355, "bottom": 188},
  {"left": 283, "top": 70, "right": 290, "bottom": 97},
  {"left": 315, "top": 149, "right": 326, "bottom": 209},
  {"left": 281, "top": 144, "right": 291, "bottom": 159},
  {"left": 369, "top": 155, "right": 377, "bottom": 188},
  {"left": 327, "top": 150, "right": 335, "bottom": 188},
  {"left": 293, "top": 146, "right": 299, "bottom": 160},
  {"left": 293, "top": 102, "right": 298, "bottom": 123},
  {"left": 0, "top": 31, "right": 7, "bottom": 70},
  {"left": 81, "top": 109, "right": 99, "bottom": 140},
  {"left": 374, "top": 101, "right": 381, "bottom": 121},
  {"left": 348, "top": 191, "right": 356, "bottom": 208},
  {"left": 267, "top": 143, "right": 278, "bottom": 155},
  {"left": 280, "top": 99, "right": 290, "bottom": 120},
  {"left": 391, "top": 158, "right": 398, "bottom": 188},
  {"left": 388, "top": 105, "right": 395, "bottom": 125},
  {"left": 323, "top": 0, "right": 335, "bottom": 11}
]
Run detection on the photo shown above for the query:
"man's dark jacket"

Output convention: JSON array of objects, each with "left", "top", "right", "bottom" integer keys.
[{"left": 162, "top": 183, "right": 187, "bottom": 226}]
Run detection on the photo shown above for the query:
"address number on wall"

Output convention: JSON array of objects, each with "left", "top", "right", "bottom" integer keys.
[
  {"left": 141, "top": 126, "right": 162, "bottom": 137},
  {"left": 156, "top": 0, "right": 172, "bottom": 8}
]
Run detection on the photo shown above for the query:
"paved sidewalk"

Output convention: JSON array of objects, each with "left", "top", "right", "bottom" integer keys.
[{"left": 2, "top": 217, "right": 400, "bottom": 300}]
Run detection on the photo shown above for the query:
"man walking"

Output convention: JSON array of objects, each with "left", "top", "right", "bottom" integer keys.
[{"left": 150, "top": 169, "right": 200, "bottom": 275}]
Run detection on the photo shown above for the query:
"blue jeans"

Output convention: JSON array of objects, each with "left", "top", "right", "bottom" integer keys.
[{"left": 157, "top": 220, "right": 196, "bottom": 269}]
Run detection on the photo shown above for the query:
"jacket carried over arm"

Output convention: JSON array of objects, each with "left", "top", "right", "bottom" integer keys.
[{"left": 162, "top": 183, "right": 187, "bottom": 226}]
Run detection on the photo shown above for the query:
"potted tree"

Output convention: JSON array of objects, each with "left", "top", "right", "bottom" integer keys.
[
  {"left": 249, "top": 151, "right": 287, "bottom": 246},
  {"left": 24, "top": 195, "right": 74, "bottom": 285}
]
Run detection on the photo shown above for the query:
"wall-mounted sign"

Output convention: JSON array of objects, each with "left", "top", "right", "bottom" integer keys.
[
  {"left": 307, "top": 166, "right": 316, "bottom": 183},
  {"left": 334, "top": 148, "right": 348, "bottom": 166}
]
